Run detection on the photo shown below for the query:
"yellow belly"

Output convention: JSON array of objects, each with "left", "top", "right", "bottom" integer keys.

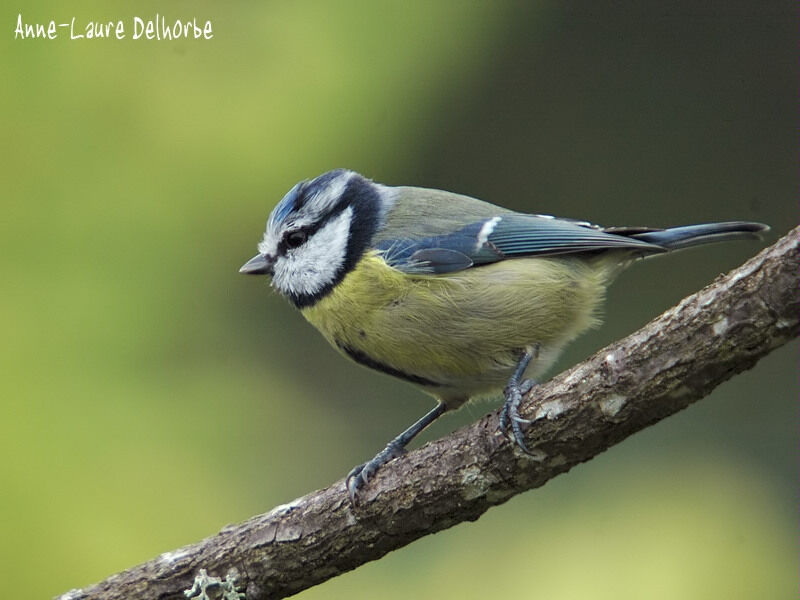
[{"left": 301, "top": 251, "right": 611, "bottom": 404}]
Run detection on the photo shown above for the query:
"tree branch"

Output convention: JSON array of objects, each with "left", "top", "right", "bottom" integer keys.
[{"left": 57, "top": 227, "right": 799, "bottom": 600}]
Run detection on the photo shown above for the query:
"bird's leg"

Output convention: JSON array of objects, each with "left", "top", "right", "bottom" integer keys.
[
  {"left": 499, "top": 346, "right": 539, "bottom": 454},
  {"left": 347, "top": 402, "right": 447, "bottom": 505}
]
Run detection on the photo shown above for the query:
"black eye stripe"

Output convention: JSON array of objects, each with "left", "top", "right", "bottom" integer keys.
[
  {"left": 277, "top": 221, "right": 324, "bottom": 254},
  {"left": 278, "top": 200, "right": 351, "bottom": 255},
  {"left": 285, "top": 230, "right": 307, "bottom": 248},
  {"left": 278, "top": 228, "right": 307, "bottom": 254}
]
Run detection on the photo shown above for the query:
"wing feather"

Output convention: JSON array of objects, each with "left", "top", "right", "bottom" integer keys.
[{"left": 377, "top": 213, "right": 664, "bottom": 275}]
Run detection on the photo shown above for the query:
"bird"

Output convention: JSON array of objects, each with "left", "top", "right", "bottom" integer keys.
[{"left": 239, "top": 169, "right": 768, "bottom": 502}]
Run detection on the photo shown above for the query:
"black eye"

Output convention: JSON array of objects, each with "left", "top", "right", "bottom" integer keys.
[{"left": 285, "top": 230, "right": 307, "bottom": 249}]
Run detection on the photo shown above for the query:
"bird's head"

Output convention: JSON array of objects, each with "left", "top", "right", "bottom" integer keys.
[{"left": 240, "top": 169, "right": 390, "bottom": 308}]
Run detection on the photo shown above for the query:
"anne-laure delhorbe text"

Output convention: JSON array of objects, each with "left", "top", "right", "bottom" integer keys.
[{"left": 14, "top": 13, "right": 214, "bottom": 41}]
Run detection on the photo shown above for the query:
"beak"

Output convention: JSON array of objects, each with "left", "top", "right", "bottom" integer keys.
[{"left": 239, "top": 253, "right": 274, "bottom": 276}]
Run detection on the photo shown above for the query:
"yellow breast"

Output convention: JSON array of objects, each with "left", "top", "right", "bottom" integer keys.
[{"left": 301, "top": 251, "right": 610, "bottom": 402}]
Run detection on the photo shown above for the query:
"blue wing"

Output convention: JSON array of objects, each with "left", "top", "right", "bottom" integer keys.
[{"left": 376, "top": 214, "right": 665, "bottom": 275}]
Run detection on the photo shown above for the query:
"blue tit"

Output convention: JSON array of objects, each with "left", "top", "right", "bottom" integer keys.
[{"left": 240, "top": 169, "right": 768, "bottom": 501}]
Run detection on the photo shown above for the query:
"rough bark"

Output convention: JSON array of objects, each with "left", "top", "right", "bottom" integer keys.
[{"left": 57, "top": 227, "right": 799, "bottom": 600}]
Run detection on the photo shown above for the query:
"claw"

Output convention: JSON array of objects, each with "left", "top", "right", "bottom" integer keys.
[
  {"left": 518, "top": 379, "right": 535, "bottom": 396},
  {"left": 346, "top": 464, "right": 367, "bottom": 505},
  {"left": 498, "top": 347, "right": 540, "bottom": 455},
  {"left": 346, "top": 442, "right": 408, "bottom": 505},
  {"left": 511, "top": 415, "right": 532, "bottom": 454},
  {"left": 346, "top": 403, "right": 447, "bottom": 506},
  {"left": 500, "top": 377, "right": 537, "bottom": 453}
]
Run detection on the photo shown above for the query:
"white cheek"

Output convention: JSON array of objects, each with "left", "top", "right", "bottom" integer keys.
[{"left": 272, "top": 206, "right": 353, "bottom": 297}]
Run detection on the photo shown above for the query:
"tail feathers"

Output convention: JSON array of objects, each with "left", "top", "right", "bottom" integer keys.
[{"left": 630, "top": 222, "right": 769, "bottom": 251}]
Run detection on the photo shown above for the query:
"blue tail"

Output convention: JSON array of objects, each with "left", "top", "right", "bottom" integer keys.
[{"left": 629, "top": 222, "right": 769, "bottom": 251}]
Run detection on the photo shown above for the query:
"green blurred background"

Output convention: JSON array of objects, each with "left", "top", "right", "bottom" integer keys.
[{"left": 2, "top": 2, "right": 796, "bottom": 598}]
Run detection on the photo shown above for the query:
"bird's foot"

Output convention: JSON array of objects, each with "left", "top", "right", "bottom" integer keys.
[
  {"left": 346, "top": 441, "right": 406, "bottom": 505},
  {"left": 499, "top": 378, "right": 536, "bottom": 454}
]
